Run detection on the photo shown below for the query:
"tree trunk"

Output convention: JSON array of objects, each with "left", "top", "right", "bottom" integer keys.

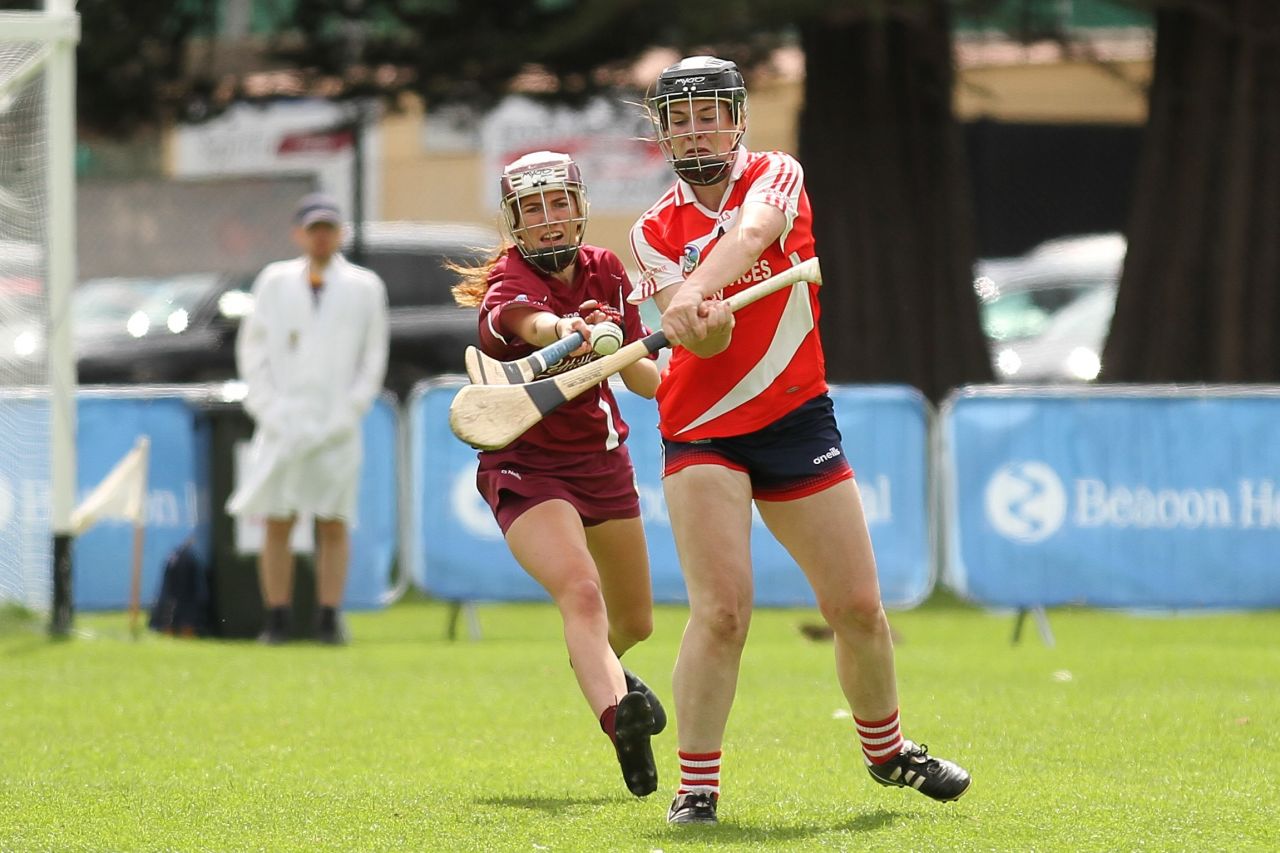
[
  {"left": 1104, "top": 0, "right": 1280, "bottom": 382},
  {"left": 797, "top": 1, "right": 992, "bottom": 402}
]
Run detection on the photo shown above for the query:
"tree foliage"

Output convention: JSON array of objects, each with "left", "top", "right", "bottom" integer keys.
[
  {"left": 20, "top": 0, "right": 1275, "bottom": 387},
  {"left": 269, "top": 0, "right": 996, "bottom": 395},
  {"left": 0, "top": 0, "right": 218, "bottom": 135},
  {"left": 269, "top": 0, "right": 791, "bottom": 105}
]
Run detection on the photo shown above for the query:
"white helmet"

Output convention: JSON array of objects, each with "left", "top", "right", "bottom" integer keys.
[{"left": 499, "top": 151, "right": 589, "bottom": 274}]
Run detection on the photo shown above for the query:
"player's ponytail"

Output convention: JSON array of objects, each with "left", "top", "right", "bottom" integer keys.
[{"left": 449, "top": 245, "right": 510, "bottom": 307}]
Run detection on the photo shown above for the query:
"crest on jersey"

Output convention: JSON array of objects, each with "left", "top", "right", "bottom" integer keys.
[{"left": 681, "top": 243, "right": 701, "bottom": 275}]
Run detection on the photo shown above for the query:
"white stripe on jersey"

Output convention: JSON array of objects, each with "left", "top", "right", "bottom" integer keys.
[
  {"left": 486, "top": 310, "right": 509, "bottom": 345},
  {"left": 744, "top": 152, "right": 802, "bottom": 220},
  {"left": 598, "top": 394, "right": 620, "bottom": 451},
  {"left": 628, "top": 189, "right": 683, "bottom": 304},
  {"left": 674, "top": 279, "right": 815, "bottom": 435}
]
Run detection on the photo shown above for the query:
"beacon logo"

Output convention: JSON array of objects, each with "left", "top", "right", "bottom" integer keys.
[{"left": 984, "top": 461, "right": 1067, "bottom": 543}]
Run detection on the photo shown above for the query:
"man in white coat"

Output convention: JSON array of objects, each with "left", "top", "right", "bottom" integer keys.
[{"left": 227, "top": 193, "right": 389, "bottom": 644}]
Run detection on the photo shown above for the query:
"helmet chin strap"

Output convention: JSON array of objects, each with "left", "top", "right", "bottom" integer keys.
[
  {"left": 673, "top": 156, "right": 734, "bottom": 186},
  {"left": 524, "top": 244, "right": 580, "bottom": 275}
]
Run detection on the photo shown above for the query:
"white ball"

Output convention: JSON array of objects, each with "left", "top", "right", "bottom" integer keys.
[{"left": 591, "top": 321, "right": 623, "bottom": 355}]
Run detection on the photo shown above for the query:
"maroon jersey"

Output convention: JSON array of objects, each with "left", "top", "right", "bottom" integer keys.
[{"left": 478, "top": 245, "right": 649, "bottom": 453}]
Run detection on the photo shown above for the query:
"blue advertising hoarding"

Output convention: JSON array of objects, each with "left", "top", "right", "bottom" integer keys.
[
  {"left": 0, "top": 392, "right": 52, "bottom": 609},
  {"left": 408, "top": 380, "right": 933, "bottom": 608},
  {"left": 74, "top": 393, "right": 208, "bottom": 609},
  {"left": 941, "top": 387, "right": 1280, "bottom": 609},
  {"left": 57, "top": 391, "right": 397, "bottom": 611},
  {"left": 348, "top": 396, "right": 399, "bottom": 607}
]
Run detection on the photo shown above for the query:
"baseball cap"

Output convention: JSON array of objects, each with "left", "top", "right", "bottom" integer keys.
[{"left": 294, "top": 193, "right": 342, "bottom": 227}]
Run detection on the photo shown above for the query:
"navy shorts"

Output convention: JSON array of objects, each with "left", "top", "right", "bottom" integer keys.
[{"left": 661, "top": 394, "right": 854, "bottom": 501}]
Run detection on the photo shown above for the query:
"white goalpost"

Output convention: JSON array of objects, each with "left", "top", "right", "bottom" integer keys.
[{"left": 0, "top": 3, "right": 79, "bottom": 632}]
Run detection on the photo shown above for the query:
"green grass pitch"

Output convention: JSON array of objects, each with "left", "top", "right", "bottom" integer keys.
[{"left": 1, "top": 595, "right": 1276, "bottom": 852}]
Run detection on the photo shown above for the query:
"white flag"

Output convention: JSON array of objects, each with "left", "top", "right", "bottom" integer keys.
[{"left": 70, "top": 436, "right": 150, "bottom": 537}]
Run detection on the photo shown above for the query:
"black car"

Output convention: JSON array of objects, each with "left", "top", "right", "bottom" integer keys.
[
  {"left": 74, "top": 271, "right": 255, "bottom": 385},
  {"left": 349, "top": 221, "right": 499, "bottom": 395},
  {"left": 73, "top": 221, "right": 501, "bottom": 396}
]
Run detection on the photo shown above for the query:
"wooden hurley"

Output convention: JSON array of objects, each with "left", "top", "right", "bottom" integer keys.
[
  {"left": 464, "top": 329, "right": 586, "bottom": 385},
  {"left": 449, "top": 257, "right": 822, "bottom": 450}
]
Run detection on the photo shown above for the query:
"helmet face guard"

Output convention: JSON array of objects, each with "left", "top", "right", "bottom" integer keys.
[
  {"left": 646, "top": 56, "right": 747, "bottom": 186},
  {"left": 500, "top": 151, "right": 589, "bottom": 275}
]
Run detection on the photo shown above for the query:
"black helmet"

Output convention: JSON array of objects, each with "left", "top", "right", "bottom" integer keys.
[{"left": 646, "top": 56, "right": 748, "bottom": 186}]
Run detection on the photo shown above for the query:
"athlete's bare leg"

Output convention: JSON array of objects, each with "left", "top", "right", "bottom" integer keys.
[
  {"left": 507, "top": 499, "right": 628, "bottom": 714},
  {"left": 757, "top": 478, "right": 899, "bottom": 720},
  {"left": 663, "top": 464, "right": 756, "bottom": 752},
  {"left": 585, "top": 516, "right": 655, "bottom": 656}
]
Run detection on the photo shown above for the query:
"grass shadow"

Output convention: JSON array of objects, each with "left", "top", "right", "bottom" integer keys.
[
  {"left": 2, "top": 634, "right": 57, "bottom": 657},
  {"left": 643, "top": 807, "right": 910, "bottom": 845},
  {"left": 0, "top": 603, "right": 40, "bottom": 632},
  {"left": 910, "top": 587, "right": 986, "bottom": 613},
  {"left": 0, "top": 605, "right": 60, "bottom": 656},
  {"left": 843, "top": 808, "right": 908, "bottom": 831},
  {"left": 478, "top": 794, "right": 615, "bottom": 813}
]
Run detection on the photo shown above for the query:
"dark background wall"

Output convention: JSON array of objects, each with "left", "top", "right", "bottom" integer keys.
[{"left": 965, "top": 120, "right": 1143, "bottom": 258}]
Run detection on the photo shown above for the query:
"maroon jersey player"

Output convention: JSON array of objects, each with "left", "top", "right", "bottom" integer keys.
[
  {"left": 628, "top": 57, "right": 972, "bottom": 825},
  {"left": 452, "top": 151, "right": 664, "bottom": 798}
]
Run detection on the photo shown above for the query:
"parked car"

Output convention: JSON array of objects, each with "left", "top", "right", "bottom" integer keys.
[
  {"left": 71, "top": 221, "right": 501, "bottom": 396},
  {"left": 345, "top": 221, "right": 499, "bottom": 395},
  {"left": 74, "top": 271, "right": 254, "bottom": 384},
  {"left": 975, "top": 233, "right": 1124, "bottom": 382}
]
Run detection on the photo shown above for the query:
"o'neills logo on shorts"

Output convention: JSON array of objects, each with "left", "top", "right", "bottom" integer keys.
[
  {"left": 813, "top": 446, "right": 842, "bottom": 465},
  {"left": 681, "top": 243, "right": 700, "bottom": 275}
]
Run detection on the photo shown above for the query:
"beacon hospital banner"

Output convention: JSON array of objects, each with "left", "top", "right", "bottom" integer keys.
[
  {"left": 408, "top": 381, "right": 935, "bottom": 609},
  {"left": 940, "top": 386, "right": 1280, "bottom": 610}
]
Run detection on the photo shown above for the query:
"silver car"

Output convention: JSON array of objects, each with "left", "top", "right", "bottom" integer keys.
[{"left": 975, "top": 233, "right": 1124, "bottom": 382}]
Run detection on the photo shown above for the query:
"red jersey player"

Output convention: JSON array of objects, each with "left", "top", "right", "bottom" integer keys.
[
  {"left": 629, "top": 57, "right": 971, "bottom": 824},
  {"left": 452, "top": 151, "right": 664, "bottom": 797}
]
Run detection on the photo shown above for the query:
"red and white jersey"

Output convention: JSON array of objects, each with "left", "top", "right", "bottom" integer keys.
[
  {"left": 478, "top": 246, "right": 649, "bottom": 454},
  {"left": 629, "top": 147, "right": 826, "bottom": 440}
]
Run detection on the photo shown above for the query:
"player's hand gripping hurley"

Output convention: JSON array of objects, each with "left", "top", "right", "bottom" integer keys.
[
  {"left": 464, "top": 299, "right": 622, "bottom": 385},
  {"left": 464, "top": 330, "right": 587, "bottom": 385},
  {"left": 449, "top": 257, "right": 822, "bottom": 450}
]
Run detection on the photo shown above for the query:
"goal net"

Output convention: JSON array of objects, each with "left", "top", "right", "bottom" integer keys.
[{"left": 0, "top": 29, "right": 54, "bottom": 611}]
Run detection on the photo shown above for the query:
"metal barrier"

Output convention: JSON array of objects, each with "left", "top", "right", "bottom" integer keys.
[
  {"left": 56, "top": 381, "right": 1280, "bottom": 618},
  {"left": 68, "top": 387, "right": 398, "bottom": 611},
  {"left": 939, "top": 385, "right": 1280, "bottom": 610},
  {"left": 407, "top": 379, "right": 935, "bottom": 609}
]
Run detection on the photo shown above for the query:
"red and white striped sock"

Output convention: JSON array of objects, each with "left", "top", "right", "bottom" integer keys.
[
  {"left": 855, "top": 709, "right": 905, "bottom": 765},
  {"left": 677, "top": 750, "right": 721, "bottom": 797}
]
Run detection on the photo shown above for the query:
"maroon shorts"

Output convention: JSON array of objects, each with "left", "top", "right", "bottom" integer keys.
[{"left": 476, "top": 443, "right": 642, "bottom": 535}]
